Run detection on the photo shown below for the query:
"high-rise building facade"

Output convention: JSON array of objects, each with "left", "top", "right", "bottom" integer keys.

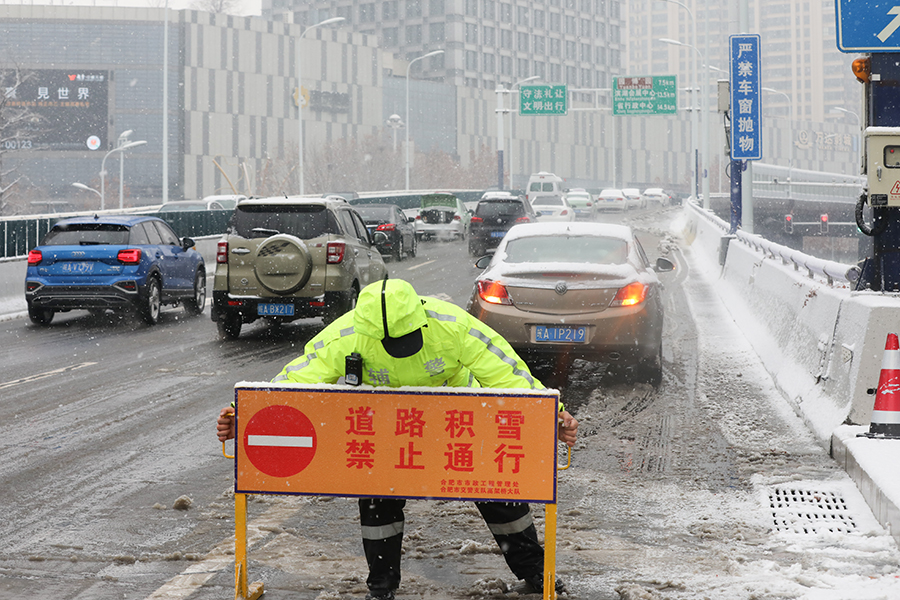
[
  {"left": 625, "top": 0, "right": 862, "bottom": 177},
  {"left": 262, "top": 0, "right": 626, "bottom": 95}
]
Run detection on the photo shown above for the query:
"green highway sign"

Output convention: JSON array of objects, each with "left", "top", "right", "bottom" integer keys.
[
  {"left": 612, "top": 76, "right": 677, "bottom": 115},
  {"left": 519, "top": 84, "right": 567, "bottom": 116}
]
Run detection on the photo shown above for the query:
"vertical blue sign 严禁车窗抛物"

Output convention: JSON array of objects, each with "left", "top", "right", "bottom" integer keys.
[
  {"left": 836, "top": 0, "right": 900, "bottom": 52},
  {"left": 730, "top": 35, "right": 761, "bottom": 161}
]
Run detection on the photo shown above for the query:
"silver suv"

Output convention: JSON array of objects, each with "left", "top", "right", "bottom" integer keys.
[{"left": 211, "top": 196, "right": 387, "bottom": 339}]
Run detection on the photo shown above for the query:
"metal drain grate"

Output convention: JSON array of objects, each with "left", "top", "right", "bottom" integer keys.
[{"left": 768, "top": 486, "right": 858, "bottom": 535}]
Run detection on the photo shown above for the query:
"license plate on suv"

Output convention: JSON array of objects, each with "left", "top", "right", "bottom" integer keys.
[
  {"left": 490, "top": 231, "right": 506, "bottom": 238},
  {"left": 258, "top": 303, "right": 295, "bottom": 316},
  {"left": 535, "top": 325, "right": 587, "bottom": 343}
]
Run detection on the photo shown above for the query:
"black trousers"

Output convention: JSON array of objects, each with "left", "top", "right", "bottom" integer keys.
[{"left": 358, "top": 497, "right": 543, "bottom": 593}]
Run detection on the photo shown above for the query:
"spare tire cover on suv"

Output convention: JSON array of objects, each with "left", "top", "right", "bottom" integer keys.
[{"left": 253, "top": 234, "right": 313, "bottom": 294}]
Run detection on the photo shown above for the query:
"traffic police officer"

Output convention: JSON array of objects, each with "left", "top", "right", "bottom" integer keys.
[{"left": 217, "top": 278, "right": 578, "bottom": 600}]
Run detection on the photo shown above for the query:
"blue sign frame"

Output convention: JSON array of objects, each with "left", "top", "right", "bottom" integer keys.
[
  {"left": 730, "top": 35, "right": 762, "bottom": 161},
  {"left": 836, "top": 0, "right": 900, "bottom": 52}
]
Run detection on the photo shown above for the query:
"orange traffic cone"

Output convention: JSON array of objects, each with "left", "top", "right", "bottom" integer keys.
[{"left": 861, "top": 333, "right": 900, "bottom": 439}]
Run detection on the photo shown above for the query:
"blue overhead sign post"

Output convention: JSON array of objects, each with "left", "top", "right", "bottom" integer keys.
[
  {"left": 836, "top": 0, "right": 900, "bottom": 52},
  {"left": 728, "top": 34, "right": 761, "bottom": 235}
]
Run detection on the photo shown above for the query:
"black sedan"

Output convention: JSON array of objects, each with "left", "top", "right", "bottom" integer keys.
[{"left": 354, "top": 203, "right": 417, "bottom": 260}]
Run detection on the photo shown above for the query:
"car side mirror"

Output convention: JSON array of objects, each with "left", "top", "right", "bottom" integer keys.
[
  {"left": 655, "top": 257, "right": 675, "bottom": 272},
  {"left": 474, "top": 255, "right": 492, "bottom": 269},
  {"left": 408, "top": 216, "right": 416, "bottom": 223},
  {"left": 181, "top": 237, "right": 195, "bottom": 251}
]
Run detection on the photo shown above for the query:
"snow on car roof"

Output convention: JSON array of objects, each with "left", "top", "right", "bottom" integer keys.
[{"left": 503, "top": 221, "right": 632, "bottom": 242}]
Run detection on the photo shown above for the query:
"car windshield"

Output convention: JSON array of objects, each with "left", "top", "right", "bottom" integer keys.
[
  {"left": 532, "top": 196, "right": 563, "bottom": 206},
  {"left": 42, "top": 223, "right": 130, "bottom": 246},
  {"left": 356, "top": 206, "right": 393, "bottom": 221},
  {"left": 476, "top": 200, "right": 525, "bottom": 218},
  {"left": 232, "top": 204, "right": 338, "bottom": 238},
  {"left": 504, "top": 235, "right": 628, "bottom": 264}
]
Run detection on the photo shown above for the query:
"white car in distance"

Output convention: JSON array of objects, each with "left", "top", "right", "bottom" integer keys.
[{"left": 530, "top": 194, "right": 576, "bottom": 222}]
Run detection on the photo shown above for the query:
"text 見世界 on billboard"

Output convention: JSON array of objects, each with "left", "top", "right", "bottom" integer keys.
[{"left": 2, "top": 69, "right": 109, "bottom": 152}]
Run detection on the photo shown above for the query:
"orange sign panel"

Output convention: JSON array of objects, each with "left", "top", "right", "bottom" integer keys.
[{"left": 234, "top": 384, "right": 560, "bottom": 503}]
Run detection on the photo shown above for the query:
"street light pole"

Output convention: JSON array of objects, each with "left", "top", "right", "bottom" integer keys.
[
  {"left": 833, "top": 106, "right": 862, "bottom": 174},
  {"left": 659, "top": 35, "right": 705, "bottom": 206},
  {"left": 762, "top": 87, "right": 793, "bottom": 198},
  {"left": 385, "top": 114, "right": 404, "bottom": 152},
  {"left": 99, "top": 140, "right": 148, "bottom": 211},
  {"left": 117, "top": 130, "right": 133, "bottom": 209},
  {"left": 72, "top": 182, "right": 102, "bottom": 205},
  {"left": 660, "top": 0, "right": 703, "bottom": 203},
  {"left": 406, "top": 49, "right": 444, "bottom": 190},
  {"left": 297, "top": 16, "right": 345, "bottom": 196},
  {"left": 508, "top": 75, "right": 540, "bottom": 189}
]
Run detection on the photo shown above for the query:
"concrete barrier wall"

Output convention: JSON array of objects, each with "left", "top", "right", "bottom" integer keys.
[{"left": 683, "top": 203, "right": 899, "bottom": 445}]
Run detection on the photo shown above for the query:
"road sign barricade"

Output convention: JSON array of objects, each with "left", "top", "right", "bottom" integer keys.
[{"left": 226, "top": 383, "right": 565, "bottom": 600}]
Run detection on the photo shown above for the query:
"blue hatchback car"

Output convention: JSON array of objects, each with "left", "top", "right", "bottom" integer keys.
[{"left": 25, "top": 215, "right": 206, "bottom": 326}]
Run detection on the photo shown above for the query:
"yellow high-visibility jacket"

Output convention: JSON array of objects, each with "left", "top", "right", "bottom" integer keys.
[{"left": 272, "top": 279, "right": 543, "bottom": 391}]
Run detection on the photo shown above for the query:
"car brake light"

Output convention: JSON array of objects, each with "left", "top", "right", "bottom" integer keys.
[
  {"left": 477, "top": 280, "right": 513, "bottom": 305},
  {"left": 415, "top": 214, "right": 422, "bottom": 220},
  {"left": 217, "top": 240, "right": 229, "bottom": 263},
  {"left": 327, "top": 242, "right": 346, "bottom": 264},
  {"left": 560, "top": 209, "right": 569, "bottom": 216},
  {"left": 470, "top": 216, "right": 483, "bottom": 224},
  {"left": 376, "top": 223, "right": 396, "bottom": 231},
  {"left": 452, "top": 215, "right": 461, "bottom": 221},
  {"left": 28, "top": 249, "right": 42, "bottom": 265},
  {"left": 515, "top": 216, "right": 531, "bottom": 223},
  {"left": 117, "top": 249, "right": 142, "bottom": 264},
  {"left": 586, "top": 201, "right": 592, "bottom": 207},
  {"left": 610, "top": 282, "right": 648, "bottom": 307}
]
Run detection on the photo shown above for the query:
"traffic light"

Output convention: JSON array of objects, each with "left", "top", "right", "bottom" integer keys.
[
  {"left": 820, "top": 214, "right": 829, "bottom": 234},
  {"left": 784, "top": 214, "right": 793, "bottom": 234}
]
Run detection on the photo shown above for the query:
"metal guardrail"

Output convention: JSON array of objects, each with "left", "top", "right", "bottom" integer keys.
[
  {"left": 0, "top": 189, "right": 494, "bottom": 259},
  {"left": 0, "top": 207, "right": 231, "bottom": 260},
  {"left": 687, "top": 200, "right": 859, "bottom": 287}
]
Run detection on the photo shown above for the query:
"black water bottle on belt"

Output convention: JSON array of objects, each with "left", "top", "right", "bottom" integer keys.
[{"left": 345, "top": 352, "right": 362, "bottom": 386}]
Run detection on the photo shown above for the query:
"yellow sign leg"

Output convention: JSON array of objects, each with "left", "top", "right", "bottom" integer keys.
[
  {"left": 234, "top": 493, "right": 265, "bottom": 600},
  {"left": 543, "top": 501, "right": 557, "bottom": 600}
]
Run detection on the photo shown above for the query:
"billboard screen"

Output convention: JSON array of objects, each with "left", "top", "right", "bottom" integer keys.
[{"left": 2, "top": 69, "right": 109, "bottom": 152}]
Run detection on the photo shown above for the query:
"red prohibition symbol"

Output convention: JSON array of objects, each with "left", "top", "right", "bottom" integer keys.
[{"left": 243, "top": 405, "right": 318, "bottom": 478}]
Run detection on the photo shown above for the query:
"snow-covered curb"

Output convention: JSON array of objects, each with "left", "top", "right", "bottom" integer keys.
[
  {"left": 832, "top": 425, "right": 900, "bottom": 546},
  {"left": 680, "top": 202, "right": 900, "bottom": 445}
]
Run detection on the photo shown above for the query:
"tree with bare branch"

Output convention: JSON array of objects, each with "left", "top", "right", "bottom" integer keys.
[{"left": 0, "top": 65, "right": 43, "bottom": 215}]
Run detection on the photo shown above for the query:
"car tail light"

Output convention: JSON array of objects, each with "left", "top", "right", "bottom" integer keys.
[
  {"left": 470, "top": 216, "right": 483, "bottom": 224},
  {"left": 117, "top": 280, "right": 138, "bottom": 292},
  {"left": 27, "top": 249, "right": 42, "bottom": 265},
  {"left": 117, "top": 249, "right": 142, "bottom": 264},
  {"left": 26, "top": 281, "right": 41, "bottom": 292},
  {"left": 560, "top": 209, "right": 569, "bottom": 216},
  {"left": 452, "top": 214, "right": 461, "bottom": 221},
  {"left": 376, "top": 223, "right": 396, "bottom": 231},
  {"left": 586, "top": 201, "right": 592, "bottom": 207},
  {"left": 415, "top": 214, "right": 422, "bottom": 220},
  {"left": 477, "top": 280, "right": 513, "bottom": 305},
  {"left": 610, "top": 282, "right": 648, "bottom": 307},
  {"left": 515, "top": 216, "right": 531, "bottom": 223},
  {"left": 327, "top": 242, "right": 346, "bottom": 264},
  {"left": 217, "top": 240, "right": 229, "bottom": 263}
]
